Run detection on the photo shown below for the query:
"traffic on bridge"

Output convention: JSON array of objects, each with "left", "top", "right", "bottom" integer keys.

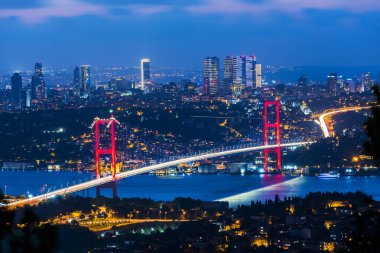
[{"left": 5, "top": 141, "right": 311, "bottom": 209}]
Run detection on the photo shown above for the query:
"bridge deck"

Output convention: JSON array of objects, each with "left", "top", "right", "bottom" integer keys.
[{"left": 5, "top": 141, "right": 311, "bottom": 208}]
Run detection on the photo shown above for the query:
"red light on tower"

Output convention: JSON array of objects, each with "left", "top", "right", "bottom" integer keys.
[
  {"left": 263, "top": 100, "right": 281, "bottom": 173},
  {"left": 91, "top": 115, "right": 120, "bottom": 180}
]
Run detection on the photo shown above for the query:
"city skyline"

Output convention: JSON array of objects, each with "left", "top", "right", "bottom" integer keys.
[
  {"left": 1, "top": 0, "right": 380, "bottom": 70},
  {"left": 2, "top": 2, "right": 380, "bottom": 252}
]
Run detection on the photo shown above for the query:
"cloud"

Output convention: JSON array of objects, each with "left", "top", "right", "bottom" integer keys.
[
  {"left": 126, "top": 4, "right": 174, "bottom": 15},
  {"left": 0, "top": 0, "right": 175, "bottom": 24},
  {"left": 185, "top": 0, "right": 380, "bottom": 15},
  {"left": 0, "top": 0, "right": 107, "bottom": 24},
  {"left": 1, "top": 0, "right": 380, "bottom": 25}
]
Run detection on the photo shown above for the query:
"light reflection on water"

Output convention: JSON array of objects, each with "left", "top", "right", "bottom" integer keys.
[
  {"left": 0, "top": 171, "right": 379, "bottom": 207},
  {"left": 217, "top": 177, "right": 304, "bottom": 208},
  {"left": 219, "top": 176, "right": 380, "bottom": 208}
]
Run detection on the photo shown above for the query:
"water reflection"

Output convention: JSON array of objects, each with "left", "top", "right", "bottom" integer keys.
[
  {"left": 217, "top": 177, "right": 304, "bottom": 208},
  {"left": 0, "top": 171, "right": 379, "bottom": 207}
]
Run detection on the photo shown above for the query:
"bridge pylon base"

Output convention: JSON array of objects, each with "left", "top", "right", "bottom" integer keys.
[{"left": 96, "top": 181, "right": 117, "bottom": 198}]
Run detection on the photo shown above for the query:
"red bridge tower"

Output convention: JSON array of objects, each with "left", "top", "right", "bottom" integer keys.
[
  {"left": 263, "top": 100, "right": 281, "bottom": 173},
  {"left": 91, "top": 115, "right": 120, "bottom": 180}
]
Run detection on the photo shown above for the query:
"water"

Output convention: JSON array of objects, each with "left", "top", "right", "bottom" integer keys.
[{"left": 1, "top": 170, "right": 380, "bottom": 207}]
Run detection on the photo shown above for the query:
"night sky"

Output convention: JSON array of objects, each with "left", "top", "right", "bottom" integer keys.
[{"left": 1, "top": 0, "right": 380, "bottom": 70}]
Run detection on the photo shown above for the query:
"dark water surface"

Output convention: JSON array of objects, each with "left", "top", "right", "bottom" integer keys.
[{"left": 1, "top": 171, "right": 379, "bottom": 207}]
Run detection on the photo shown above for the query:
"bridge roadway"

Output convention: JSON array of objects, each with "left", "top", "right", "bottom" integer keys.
[
  {"left": 5, "top": 141, "right": 311, "bottom": 208},
  {"left": 315, "top": 105, "right": 378, "bottom": 138}
]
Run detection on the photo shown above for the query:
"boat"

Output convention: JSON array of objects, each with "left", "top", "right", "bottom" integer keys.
[{"left": 318, "top": 171, "right": 340, "bottom": 178}]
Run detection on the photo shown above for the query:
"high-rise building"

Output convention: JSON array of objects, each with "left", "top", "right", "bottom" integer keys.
[
  {"left": 223, "top": 56, "right": 234, "bottom": 95},
  {"left": 235, "top": 56, "right": 246, "bottom": 86},
  {"left": 298, "top": 75, "right": 308, "bottom": 87},
  {"left": 73, "top": 66, "right": 80, "bottom": 94},
  {"left": 80, "top": 65, "right": 90, "bottom": 97},
  {"left": 246, "top": 56, "right": 256, "bottom": 87},
  {"left": 223, "top": 55, "right": 258, "bottom": 94},
  {"left": 140, "top": 59, "right": 150, "bottom": 90},
  {"left": 363, "top": 72, "right": 373, "bottom": 91},
  {"left": 11, "top": 73, "right": 22, "bottom": 107},
  {"left": 327, "top": 73, "right": 338, "bottom": 96},
  {"left": 20, "top": 88, "right": 31, "bottom": 108},
  {"left": 204, "top": 57, "right": 219, "bottom": 96},
  {"left": 31, "top": 63, "right": 46, "bottom": 100},
  {"left": 255, "top": 64, "right": 262, "bottom": 88}
]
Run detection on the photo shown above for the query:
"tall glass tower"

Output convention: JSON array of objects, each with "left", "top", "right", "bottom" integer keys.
[
  {"left": 31, "top": 63, "right": 46, "bottom": 100},
  {"left": 140, "top": 59, "right": 150, "bottom": 90},
  {"left": 223, "top": 56, "right": 234, "bottom": 95},
  {"left": 74, "top": 66, "right": 80, "bottom": 95},
  {"left": 80, "top": 65, "right": 90, "bottom": 97},
  {"left": 11, "top": 72, "right": 22, "bottom": 106},
  {"left": 203, "top": 56, "right": 219, "bottom": 96},
  {"left": 246, "top": 55, "right": 256, "bottom": 88}
]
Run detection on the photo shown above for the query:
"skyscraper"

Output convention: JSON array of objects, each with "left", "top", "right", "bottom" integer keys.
[
  {"left": 80, "top": 65, "right": 90, "bottom": 97},
  {"left": 31, "top": 63, "right": 46, "bottom": 100},
  {"left": 11, "top": 73, "right": 22, "bottom": 107},
  {"left": 223, "top": 56, "right": 234, "bottom": 95},
  {"left": 204, "top": 57, "right": 219, "bottom": 96},
  {"left": 74, "top": 66, "right": 80, "bottom": 94},
  {"left": 246, "top": 56, "right": 256, "bottom": 87},
  {"left": 327, "top": 73, "right": 338, "bottom": 96},
  {"left": 255, "top": 64, "right": 262, "bottom": 88},
  {"left": 363, "top": 72, "right": 372, "bottom": 91},
  {"left": 140, "top": 59, "right": 150, "bottom": 90},
  {"left": 20, "top": 88, "right": 31, "bottom": 108},
  {"left": 223, "top": 55, "right": 258, "bottom": 95},
  {"left": 235, "top": 56, "right": 246, "bottom": 86}
]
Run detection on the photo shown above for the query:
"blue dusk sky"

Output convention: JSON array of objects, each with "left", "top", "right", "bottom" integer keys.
[{"left": 0, "top": 0, "right": 380, "bottom": 70}]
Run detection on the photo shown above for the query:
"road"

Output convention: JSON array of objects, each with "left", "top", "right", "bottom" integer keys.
[
  {"left": 315, "top": 105, "right": 377, "bottom": 138},
  {"left": 78, "top": 218, "right": 189, "bottom": 232},
  {"left": 5, "top": 141, "right": 311, "bottom": 209}
]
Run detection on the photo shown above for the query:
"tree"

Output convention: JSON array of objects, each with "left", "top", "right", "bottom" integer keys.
[
  {"left": 363, "top": 85, "right": 380, "bottom": 162},
  {"left": 347, "top": 210, "right": 380, "bottom": 253},
  {"left": 0, "top": 207, "right": 58, "bottom": 253}
]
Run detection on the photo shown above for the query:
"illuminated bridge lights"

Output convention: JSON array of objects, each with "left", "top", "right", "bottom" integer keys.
[
  {"left": 263, "top": 100, "right": 281, "bottom": 173},
  {"left": 314, "top": 105, "right": 380, "bottom": 138},
  {"left": 5, "top": 141, "right": 312, "bottom": 209},
  {"left": 91, "top": 115, "right": 120, "bottom": 180}
]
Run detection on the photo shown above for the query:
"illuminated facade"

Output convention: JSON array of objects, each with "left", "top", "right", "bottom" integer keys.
[
  {"left": 31, "top": 63, "right": 46, "bottom": 100},
  {"left": 255, "top": 64, "right": 262, "bottom": 88},
  {"left": 224, "top": 55, "right": 258, "bottom": 94},
  {"left": 80, "top": 65, "right": 90, "bottom": 97},
  {"left": 140, "top": 58, "right": 150, "bottom": 90},
  {"left": 327, "top": 73, "right": 338, "bottom": 96},
  {"left": 73, "top": 66, "right": 80, "bottom": 95},
  {"left": 246, "top": 55, "right": 256, "bottom": 87},
  {"left": 223, "top": 56, "right": 234, "bottom": 95},
  {"left": 203, "top": 56, "right": 219, "bottom": 96}
]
